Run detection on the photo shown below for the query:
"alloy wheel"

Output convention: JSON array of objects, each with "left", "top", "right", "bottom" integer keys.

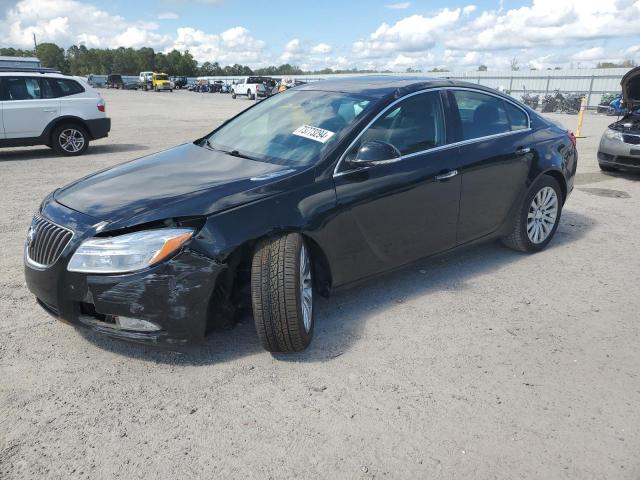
[
  {"left": 59, "top": 129, "right": 85, "bottom": 153},
  {"left": 527, "top": 186, "right": 558, "bottom": 244},
  {"left": 299, "top": 243, "right": 313, "bottom": 332}
]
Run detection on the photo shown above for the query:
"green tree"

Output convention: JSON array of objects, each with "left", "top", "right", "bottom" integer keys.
[{"left": 36, "top": 43, "right": 66, "bottom": 71}]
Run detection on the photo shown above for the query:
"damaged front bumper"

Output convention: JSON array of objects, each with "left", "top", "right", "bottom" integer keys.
[{"left": 24, "top": 202, "right": 225, "bottom": 345}]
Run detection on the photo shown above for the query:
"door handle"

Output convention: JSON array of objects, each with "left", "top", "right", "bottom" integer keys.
[
  {"left": 43, "top": 108, "right": 57, "bottom": 113},
  {"left": 515, "top": 147, "right": 532, "bottom": 155},
  {"left": 435, "top": 170, "right": 458, "bottom": 181}
]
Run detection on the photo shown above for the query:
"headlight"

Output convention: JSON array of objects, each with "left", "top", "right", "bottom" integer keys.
[
  {"left": 604, "top": 128, "right": 623, "bottom": 142},
  {"left": 67, "top": 228, "right": 193, "bottom": 274}
]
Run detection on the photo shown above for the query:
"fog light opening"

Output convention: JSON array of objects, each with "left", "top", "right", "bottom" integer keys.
[{"left": 114, "top": 316, "right": 161, "bottom": 332}]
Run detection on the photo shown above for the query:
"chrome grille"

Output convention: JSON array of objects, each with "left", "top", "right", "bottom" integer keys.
[{"left": 26, "top": 214, "right": 74, "bottom": 268}]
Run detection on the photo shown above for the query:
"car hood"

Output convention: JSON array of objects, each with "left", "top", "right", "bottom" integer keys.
[
  {"left": 621, "top": 66, "right": 640, "bottom": 109},
  {"left": 54, "top": 143, "right": 302, "bottom": 227}
]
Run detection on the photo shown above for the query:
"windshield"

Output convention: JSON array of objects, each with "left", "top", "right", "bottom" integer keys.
[
  {"left": 155, "top": 74, "right": 169, "bottom": 80},
  {"left": 204, "top": 90, "right": 373, "bottom": 167}
]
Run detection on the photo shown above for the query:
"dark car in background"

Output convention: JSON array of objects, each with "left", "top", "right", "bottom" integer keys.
[
  {"left": 24, "top": 77, "right": 577, "bottom": 352},
  {"left": 105, "top": 74, "right": 124, "bottom": 89},
  {"left": 171, "top": 76, "right": 188, "bottom": 89}
]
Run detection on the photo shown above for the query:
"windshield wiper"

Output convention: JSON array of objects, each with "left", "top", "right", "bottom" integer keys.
[
  {"left": 202, "top": 139, "right": 258, "bottom": 161},
  {"left": 225, "top": 149, "right": 255, "bottom": 160}
]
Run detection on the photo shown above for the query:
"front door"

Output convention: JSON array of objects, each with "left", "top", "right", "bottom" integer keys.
[
  {"left": 331, "top": 90, "right": 462, "bottom": 283},
  {"left": 1, "top": 76, "right": 59, "bottom": 138}
]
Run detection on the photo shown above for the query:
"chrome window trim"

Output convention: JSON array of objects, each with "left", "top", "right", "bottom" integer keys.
[{"left": 333, "top": 86, "right": 532, "bottom": 177}]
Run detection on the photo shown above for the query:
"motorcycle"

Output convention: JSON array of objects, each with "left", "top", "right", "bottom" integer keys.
[
  {"left": 521, "top": 92, "right": 540, "bottom": 110},
  {"left": 541, "top": 90, "right": 563, "bottom": 112}
]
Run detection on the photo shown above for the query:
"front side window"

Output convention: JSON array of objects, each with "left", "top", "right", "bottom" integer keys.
[
  {"left": 205, "top": 90, "right": 373, "bottom": 167},
  {"left": 347, "top": 90, "right": 446, "bottom": 160},
  {"left": 452, "top": 90, "right": 528, "bottom": 140},
  {"left": 5, "top": 77, "right": 43, "bottom": 100}
]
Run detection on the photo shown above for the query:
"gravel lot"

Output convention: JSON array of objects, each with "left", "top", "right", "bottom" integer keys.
[{"left": 1, "top": 89, "right": 639, "bottom": 479}]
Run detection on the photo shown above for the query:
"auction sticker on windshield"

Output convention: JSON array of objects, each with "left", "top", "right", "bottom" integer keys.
[{"left": 292, "top": 125, "right": 335, "bottom": 143}]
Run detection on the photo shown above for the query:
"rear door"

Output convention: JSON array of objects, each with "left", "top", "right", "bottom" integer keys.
[
  {"left": 1, "top": 76, "right": 59, "bottom": 138},
  {"left": 332, "top": 90, "right": 462, "bottom": 281},
  {"left": 49, "top": 77, "right": 98, "bottom": 120},
  {"left": 448, "top": 89, "right": 535, "bottom": 244}
]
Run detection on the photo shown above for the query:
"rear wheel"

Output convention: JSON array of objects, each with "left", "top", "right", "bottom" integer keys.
[
  {"left": 232, "top": 92, "right": 237, "bottom": 99},
  {"left": 51, "top": 124, "right": 89, "bottom": 156},
  {"left": 247, "top": 89, "right": 254, "bottom": 100},
  {"left": 251, "top": 233, "right": 314, "bottom": 352},
  {"left": 501, "top": 175, "right": 562, "bottom": 253}
]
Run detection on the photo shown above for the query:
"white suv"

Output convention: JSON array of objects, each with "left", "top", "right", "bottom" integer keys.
[{"left": 0, "top": 70, "right": 111, "bottom": 156}]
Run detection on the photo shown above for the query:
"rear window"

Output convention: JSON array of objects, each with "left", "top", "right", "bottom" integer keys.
[
  {"left": 51, "top": 79, "right": 85, "bottom": 97},
  {"left": 504, "top": 101, "right": 529, "bottom": 130},
  {"left": 452, "top": 90, "right": 511, "bottom": 140},
  {"left": 247, "top": 77, "right": 269, "bottom": 84}
]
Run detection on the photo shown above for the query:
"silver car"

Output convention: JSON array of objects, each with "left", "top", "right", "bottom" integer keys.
[{"left": 598, "top": 66, "right": 640, "bottom": 172}]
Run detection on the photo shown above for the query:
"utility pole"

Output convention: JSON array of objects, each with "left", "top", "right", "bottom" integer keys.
[{"left": 33, "top": 33, "right": 37, "bottom": 52}]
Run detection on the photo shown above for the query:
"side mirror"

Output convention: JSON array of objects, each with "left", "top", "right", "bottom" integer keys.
[{"left": 350, "top": 141, "right": 401, "bottom": 166}]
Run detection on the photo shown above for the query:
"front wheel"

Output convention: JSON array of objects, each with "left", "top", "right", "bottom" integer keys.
[
  {"left": 501, "top": 176, "right": 563, "bottom": 253},
  {"left": 251, "top": 233, "right": 314, "bottom": 352},
  {"left": 231, "top": 92, "right": 236, "bottom": 99}
]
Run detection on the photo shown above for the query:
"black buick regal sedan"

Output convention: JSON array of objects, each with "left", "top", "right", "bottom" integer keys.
[{"left": 24, "top": 76, "right": 577, "bottom": 352}]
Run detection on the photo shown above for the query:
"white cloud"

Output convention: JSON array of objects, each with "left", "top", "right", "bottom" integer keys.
[
  {"left": 2, "top": 0, "right": 640, "bottom": 72},
  {"left": 446, "top": 0, "right": 640, "bottom": 50},
  {"left": 158, "top": 12, "right": 178, "bottom": 20},
  {"left": 277, "top": 39, "right": 338, "bottom": 69},
  {"left": 571, "top": 46, "right": 605, "bottom": 61},
  {"left": 385, "top": 2, "right": 411, "bottom": 9},
  {"left": 462, "top": 5, "right": 476, "bottom": 15},
  {"left": 310, "top": 43, "right": 332, "bottom": 54},
  {"left": 171, "top": 26, "right": 266, "bottom": 64},
  {"left": 353, "top": 8, "right": 462, "bottom": 59},
  {"left": 1, "top": 0, "right": 171, "bottom": 48}
]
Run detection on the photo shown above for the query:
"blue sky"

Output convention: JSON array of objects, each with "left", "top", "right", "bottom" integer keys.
[{"left": 2, "top": 0, "right": 640, "bottom": 71}]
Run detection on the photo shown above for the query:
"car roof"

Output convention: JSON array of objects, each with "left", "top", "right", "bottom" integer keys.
[
  {"left": 295, "top": 75, "right": 497, "bottom": 98},
  {"left": 0, "top": 71, "right": 77, "bottom": 79}
]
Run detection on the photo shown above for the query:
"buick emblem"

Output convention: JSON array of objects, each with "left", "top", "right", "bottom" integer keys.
[{"left": 26, "top": 226, "right": 36, "bottom": 246}]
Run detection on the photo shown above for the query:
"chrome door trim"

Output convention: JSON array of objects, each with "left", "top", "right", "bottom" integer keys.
[{"left": 333, "top": 86, "right": 532, "bottom": 178}]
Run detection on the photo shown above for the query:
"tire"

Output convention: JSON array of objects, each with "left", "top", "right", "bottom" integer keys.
[
  {"left": 501, "top": 175, "right": 563, "bottom": 253},
  {"left": 51, "top": 124, "right": 89, "bottom": 156},
  {"left": 247, "top": 89, "right": 254, "bottom": 100},
  {"left": 251, "top": 233, "right": 314, "bottom": 352},
  {"left": 599, "top": 163, "right": 616, "bottom": 172},
  {"left": 232, "top": 92, "right": 236, "bottom": 99}
]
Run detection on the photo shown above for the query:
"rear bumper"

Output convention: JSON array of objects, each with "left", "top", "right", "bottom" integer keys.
[{"left": 86, "top": 118, "right": 111, "bottom": 140}]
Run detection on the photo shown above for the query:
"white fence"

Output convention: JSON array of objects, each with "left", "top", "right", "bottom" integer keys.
[{"left": 88, "top": 67, "right": 631, "bottom": 108}]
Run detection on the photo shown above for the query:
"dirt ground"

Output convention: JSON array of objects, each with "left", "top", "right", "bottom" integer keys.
[{"left": 1, "top": 89, "right": 639, "bottom": 479}]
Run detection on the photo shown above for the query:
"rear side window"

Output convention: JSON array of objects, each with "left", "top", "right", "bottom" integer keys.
[
  {"left": 51, "top": 79, "right": 85, "bottom": 97},
  {"left": 452, "top": 90, "right": 511, "bottom": 140},
  {"left": 4, "top": 77, "right": 44, "bottom": 100},
  {"left": 356, "top": 91, "right": 446, "bottom": 156},
  {"left": 504, "top": 101, "right": 529, "bottom": 131}
]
